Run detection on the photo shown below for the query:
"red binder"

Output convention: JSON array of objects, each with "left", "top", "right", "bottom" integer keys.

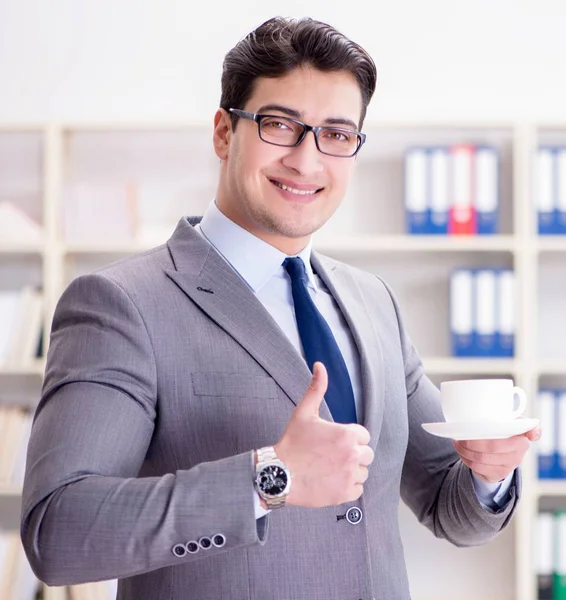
[{"left": 449, "top": 144, "right": 477, "bottom": 235}]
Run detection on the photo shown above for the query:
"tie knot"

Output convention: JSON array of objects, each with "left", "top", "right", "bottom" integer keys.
[{"left": 283, "top": 257, "right": 308, "bottom": 283}]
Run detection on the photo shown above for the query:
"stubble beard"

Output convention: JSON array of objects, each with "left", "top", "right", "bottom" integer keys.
[{"left": 244, "top": 200, "right": 327, "bottom": 240}]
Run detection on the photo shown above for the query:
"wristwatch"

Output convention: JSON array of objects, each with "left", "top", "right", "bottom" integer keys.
[{"left": 254, "top": 446, "right": 292, "bottom": 509}]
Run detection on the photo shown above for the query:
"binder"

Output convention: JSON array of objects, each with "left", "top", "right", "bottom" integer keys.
[
  {"left": 535, "top": 512, "right": 554, "bottom": 600},
  {"left": 449, "top": 144, "right": 477, "bottom": 235},
  {"left": 428, "top": 147, "right": 449, "bottom": 234},
  {"left": 405, "top": 148, "right": 429, "bottom": 234},
  {"left": 495, "top": 269, "right": 515, "bottom": 357},
  {"left": 557, "top": 148, "right": 566, "bottom": 234},
  {"left": 558, "top": 391, "right": 566, "bottom": 478},
  {"left": 537, "top": 390, "right": 557, "bottom": 479},
  {"left": 538, "top": 147, "right": 556, "bottom": 234},
  {"left": 474, "top": 269, "right": 497, "bottom": 356},
  {"left": 555, "top": 510, "right": 566, "bottom": 600},
  {"left": 475, "top": 146, "right": 499, "bottom": 234},
  {"left": 450, "top": 269, "right": 474, "bottom": 356}
]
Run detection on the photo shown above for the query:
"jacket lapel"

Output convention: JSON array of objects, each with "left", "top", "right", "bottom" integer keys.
[
  {"left": 164, "top": 218, "right": 330, "bottom": 418},
  {"left": 311, "top": 252, "right": 385, "bottom": 451}
]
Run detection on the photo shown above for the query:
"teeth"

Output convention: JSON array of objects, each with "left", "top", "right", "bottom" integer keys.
[{"left": 274, "top": 181, "right": 317, "bottom": 196}]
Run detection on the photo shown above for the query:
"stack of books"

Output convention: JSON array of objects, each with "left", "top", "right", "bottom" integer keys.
[{"left": 0, "top": 287, "right": 43, "bottom": 367}]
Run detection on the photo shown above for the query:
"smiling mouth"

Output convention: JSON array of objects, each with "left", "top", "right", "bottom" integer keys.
[{"left": 270, "top": 179, "right": 323, "bottom": 196}]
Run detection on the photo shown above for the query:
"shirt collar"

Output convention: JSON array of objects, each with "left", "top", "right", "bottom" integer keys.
[{"left": 197, "top": 201, "right": 317, "bottom": 293}]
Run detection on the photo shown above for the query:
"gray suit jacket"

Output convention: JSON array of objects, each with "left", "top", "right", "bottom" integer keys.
[{"left": 21, "top": 217, "right": 520, "bottom": 600}]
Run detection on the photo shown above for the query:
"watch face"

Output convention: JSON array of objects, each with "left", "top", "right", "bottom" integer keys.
[{"left": 258, "top": 464, "right": 289, "bottom": 497}]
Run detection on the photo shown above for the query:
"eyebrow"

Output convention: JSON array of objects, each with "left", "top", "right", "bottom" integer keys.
[{"left": 256, "top": 104, "right": 359, "bottom": 131}]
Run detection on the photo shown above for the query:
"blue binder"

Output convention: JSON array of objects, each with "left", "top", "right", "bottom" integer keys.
[
  {"left": 537, "top": 389, "right": 557, "bottom": 479},
  {"left": 405, "top": 147, "right": 429, "bottom": 234},
  {"left": 450, "top": 268, "right": 475, "bottom": 356},
  {"left": 475, "top": 146, "right": 499, "bottom": 235},
  {"left": 538, "top": 147, "right": 557, "bottom": 235}
]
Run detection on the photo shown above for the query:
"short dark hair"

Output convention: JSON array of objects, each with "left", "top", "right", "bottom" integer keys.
[{"left": 220, "top": 17, "right": 377, "bottom": 130}]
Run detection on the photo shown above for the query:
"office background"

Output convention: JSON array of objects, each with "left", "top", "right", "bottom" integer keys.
[{"left": 1, "top": 1, "right": 566, "bottom": 599}]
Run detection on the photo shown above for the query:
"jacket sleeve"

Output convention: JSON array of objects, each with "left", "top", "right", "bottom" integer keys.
[
  {"left": 380, "top": 277, "right": 521, "bottom": 547},
  {"left": 20, "top": 272, "right": 267, "bottom": 586}
]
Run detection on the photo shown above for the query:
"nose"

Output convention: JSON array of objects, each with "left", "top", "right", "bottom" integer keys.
[{"left": 280, "top": 130, "right": 324, "bottom": 175}]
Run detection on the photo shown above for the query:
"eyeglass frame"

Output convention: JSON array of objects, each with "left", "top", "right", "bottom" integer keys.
[{"left": 228, "top": 108, "right": 366, "bottom": 158}]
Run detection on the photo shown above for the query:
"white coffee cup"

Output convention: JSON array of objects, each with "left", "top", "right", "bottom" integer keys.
[{"left": 440, "top": 379, "right": 527, "bottom": 423}]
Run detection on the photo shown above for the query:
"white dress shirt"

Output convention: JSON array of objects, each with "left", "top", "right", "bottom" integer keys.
[{"left": 194, "top": 201, "right": 513, "bottom": 516}]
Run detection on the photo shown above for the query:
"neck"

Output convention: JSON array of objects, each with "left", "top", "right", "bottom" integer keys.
[{"left": 215, "top": 200, "right": 311, "bottom": 256}]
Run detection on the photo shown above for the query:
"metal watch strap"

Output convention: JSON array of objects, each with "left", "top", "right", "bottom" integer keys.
[
  {"left": 256, "top": 446, "right": 278, "bottom": 464},
  {"left": 256, "top": 446, "right": 288, "bottom": 509}
]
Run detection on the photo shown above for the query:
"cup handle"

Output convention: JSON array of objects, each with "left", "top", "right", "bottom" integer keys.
[{"left": 510, "top": 386, "right": 527, "bottom": 418}]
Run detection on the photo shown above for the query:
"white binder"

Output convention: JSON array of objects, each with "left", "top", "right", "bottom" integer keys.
[
  {"left": 429, "top": 147, "right": 449, "bottom": 233},
  {"left": 405, "top": 148, "right": 429, "bottom": 234},
  {"left": 475, "top": 147, "right": 499, "bottom": 234},
  {"left": 537, "top": 147, "right": 556, "bottom": 234},
  {"left": 475, "top": 269, "right": 497, "bottom": 356},
  {"left": 450, "top": 269, "right": 474, "bottom": 356},
  {"left": 496, "top": 269, "right": 515, "bottom": 357},
  {"left": 537, "top": 390, "right": 557, "bottom": 478}
]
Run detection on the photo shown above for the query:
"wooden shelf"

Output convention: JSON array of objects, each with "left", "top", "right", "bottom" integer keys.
[
  {"left": 536, "top": 360, "right": 566, "bottom": 376},
  {"left": 0, "top": 361, "right": 45, "bottom": 376},
  {"left": 63, "top": 235, "right": 518, "bottom": 256},
  {"left": 0, "top": 244, "right": 44, "bottom": 255},
  {"left": 535, "top": 236, "right": 566, "bottom": 253},
  {"left": 422, "top": 357, "right": 517, "bottom": 375},
  {"left": 314, "top": 235, "right": 517, "bottom": 254},
  {"left": 1, "top": 119, "right": 562, "bottom": 600},
  {"left": 43, "top": 585, "right": 68, "bottom": 600},
  {"left": 536, "top": 480, "right": 566, "bottom": 497},
  {"left": 0, "top": 484, "right": 22, "bottom": 497},
  {"left": 63, "top": 241, "right": 160, "bottom": 255}
]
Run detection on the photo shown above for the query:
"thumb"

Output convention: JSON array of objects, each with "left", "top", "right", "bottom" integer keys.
[{"left": 296, "top": 362, "right": 328, "bottom": 418}]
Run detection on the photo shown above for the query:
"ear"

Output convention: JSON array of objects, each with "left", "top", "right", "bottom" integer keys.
[{"left": 213, "top": 108, "right": 232, "bottom": 160}]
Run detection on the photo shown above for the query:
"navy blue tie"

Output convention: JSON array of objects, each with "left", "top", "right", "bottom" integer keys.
[{"left": 283, "top": 257, "right": 357, "bottom": 424}]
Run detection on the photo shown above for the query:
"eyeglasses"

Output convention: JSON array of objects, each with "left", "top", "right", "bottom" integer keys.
[{"left": 228, "top": 108, "right": 366, "bottom": 158}]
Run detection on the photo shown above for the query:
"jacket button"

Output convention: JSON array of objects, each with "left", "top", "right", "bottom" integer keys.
[
  {"left": 199, "top": 536, "right": 212, "bottom": 550},
  {"left": 185, "top": 541, "right": 199, "bottom": 554},
  {"left": 172, "top": 543, "right": 186, "bottom": 557},
  {"left": 346, "top": 506, "right": 363, "bottom": 525},
  {"left": 212, "top": 533, "right": 226, "bottom": 548}
]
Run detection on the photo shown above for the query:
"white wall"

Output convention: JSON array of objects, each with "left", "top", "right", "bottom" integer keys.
[{"left": 1, "top": 0, "right": 566, "bottom": 124}]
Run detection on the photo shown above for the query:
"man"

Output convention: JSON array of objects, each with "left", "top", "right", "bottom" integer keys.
[{"left": 21, "top": 16, "right": 538, "bottom": 600}]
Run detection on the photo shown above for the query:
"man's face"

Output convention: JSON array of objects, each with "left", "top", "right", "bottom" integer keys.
[{"left": 214, "top": 66, "right": 363, "bottom": 252}]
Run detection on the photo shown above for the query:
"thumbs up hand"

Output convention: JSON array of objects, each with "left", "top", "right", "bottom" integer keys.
[{"left": 274, "top": 362, "right": 374, "bottom": 508}]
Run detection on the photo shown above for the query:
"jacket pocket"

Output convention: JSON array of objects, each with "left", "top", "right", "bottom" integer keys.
[{"left": 191, "top": 372, "right": 278, "bottom": 399}]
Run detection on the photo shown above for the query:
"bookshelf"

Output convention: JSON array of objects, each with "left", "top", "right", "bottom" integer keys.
[{"left": 0, "top": 119, "right": 564, "bottom": 600}]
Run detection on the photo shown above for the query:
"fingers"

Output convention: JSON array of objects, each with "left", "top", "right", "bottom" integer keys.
[
  {"left": 358, "top": 445, "right": 375, "bottom": 467},
  {"left": 453, "top": 441, "right": 523, "bottom": 467},
  {"left": 454, "top": 435, "right": 531, "bottom": 483},
  {"left": 526, "top": 427, "right": 542, "bottom": 442},
  {"left": 455, "top": 435, "right": 531, "bottom": 455},
  {"left": 346, "top": 423, "right": 371, "bottom": 445},
  {"left": 356, "top": 466, "right": 369, "bottom": 484}
]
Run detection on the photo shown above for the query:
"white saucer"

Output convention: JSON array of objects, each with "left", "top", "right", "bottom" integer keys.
[{"left": 421, "top": 418, "right": 540, "bottom": 440}]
